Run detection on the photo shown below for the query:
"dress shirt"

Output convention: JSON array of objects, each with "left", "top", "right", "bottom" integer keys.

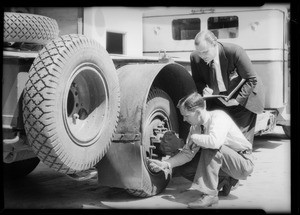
[
  {"left": 166, "top": 110, "right": 252, "bottom": 169},
  {"left": 213, "top": 49, "right": 226, "bottom": 92}
]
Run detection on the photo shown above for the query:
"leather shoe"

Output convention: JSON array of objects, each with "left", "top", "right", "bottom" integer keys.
[
  {"left": 230, "top": 177, "right": 239, "bottom": 191},
  {"left": 218, "top": 177, "right": 239, "bottom": 196},
  {"left": 188, "top": 194, "right": 218, "bottom": 208}
]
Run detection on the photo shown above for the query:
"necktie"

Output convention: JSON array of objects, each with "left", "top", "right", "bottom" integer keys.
[
  {"left": 209, "top": 60, "right": 220, "bottom": 95},
  {"left": 201, "top": 125, "right": 205, "bottom": 134}
]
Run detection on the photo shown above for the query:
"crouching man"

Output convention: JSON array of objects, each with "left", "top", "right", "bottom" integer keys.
[{"left": 149, "top": 92, "right": 254, "bottom": 208}]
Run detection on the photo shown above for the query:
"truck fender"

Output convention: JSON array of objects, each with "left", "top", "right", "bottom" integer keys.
[{"left": 97, "top": 62, "right": 196, "bottom": 191}]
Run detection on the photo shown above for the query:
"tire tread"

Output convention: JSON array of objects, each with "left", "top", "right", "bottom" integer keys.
[
  {"left": 4, "top": 12, "right": 59, "bottom": 44},
  {"left": 126, "top": 87, "right": 173, "bottom": 198},
  {"left": 23, "top": 34, "right": 120, "bottom": 174}
]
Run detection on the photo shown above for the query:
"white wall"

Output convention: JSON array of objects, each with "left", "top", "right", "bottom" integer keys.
[{"left": 84, "top": 7, "right": 143, "bottom": 56}]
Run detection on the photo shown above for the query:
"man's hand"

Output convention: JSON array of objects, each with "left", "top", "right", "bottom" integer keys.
[
  {"left": 148, "top": 159, "right": 172, "bottom": 180},
  {"left": 203, "top": 86, "right": 213, "bottom": 96},
  {"left": 148, "top": 159, "right": 169, "bottom": 172},
  {"left": 187, "top": 138, "right": 200, "bottom": 153},
  {"left": 218, "top": 98, "right": 239, "bottom": 106}
]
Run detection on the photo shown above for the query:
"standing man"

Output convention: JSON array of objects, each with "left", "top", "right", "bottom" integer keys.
[
  {"left": 190, "top": 30, "right": 265, "bottom": 144},
  {"left": 149, "top": 92, "right": 254, "bottom": 208}
]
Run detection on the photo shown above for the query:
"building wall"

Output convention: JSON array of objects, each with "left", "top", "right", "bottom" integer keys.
[
  {"left": 84, "top": 7, "right": 143, "bottom": 56},
  {"left": 33, "top": 7, "right": 81, "bottom": 36}
]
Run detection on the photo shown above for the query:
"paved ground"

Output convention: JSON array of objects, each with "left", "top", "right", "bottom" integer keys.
[{"left": 2, "top": 126, "right": 291, "bottom": 213}]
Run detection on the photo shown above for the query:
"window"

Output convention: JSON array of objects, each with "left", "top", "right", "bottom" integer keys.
[
  {"left": 106, "top": 32, "right": 124, "bottom": 54},
  {"left": 172, "top": 18, "right": 200, "bottom": 40},
  {"left": 208, "top": 16, "right": 239, "bottom": 39}
]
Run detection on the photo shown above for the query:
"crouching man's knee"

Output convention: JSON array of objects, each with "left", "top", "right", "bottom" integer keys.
[{"left": 241, "top": 161, "right": 254, "bottom": 179}]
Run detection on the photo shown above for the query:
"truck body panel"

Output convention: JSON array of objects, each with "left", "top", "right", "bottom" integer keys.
[{"left": 143, "top": 6, "right": 289, "bottom": 112}]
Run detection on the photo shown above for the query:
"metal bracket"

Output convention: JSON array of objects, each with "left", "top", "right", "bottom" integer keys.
[
  {"left": 112, "top": 133, "right": 141, "bottom": 143},
  {"left": 3, "top": 132, "right": 36, "bottom": 163}
]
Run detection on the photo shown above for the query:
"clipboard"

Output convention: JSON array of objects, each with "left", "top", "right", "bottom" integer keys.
[{"left": 203, "top": 79, "right": 246, "bottom": 101}]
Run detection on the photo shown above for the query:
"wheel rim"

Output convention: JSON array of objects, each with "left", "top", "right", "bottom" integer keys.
[
  {"left": 63, "top": 63, "right": 108, "bottom": 146},
  {"left": 143, "top": 108, "right": 172, "bottom": 173}
]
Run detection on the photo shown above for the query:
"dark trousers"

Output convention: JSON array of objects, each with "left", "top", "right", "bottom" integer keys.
[
  {"left": 206, "top": 98, "right": 257, "bottom": 144},
  {"left": 175, "top": 146, "right": 254, "bottom": 196}
]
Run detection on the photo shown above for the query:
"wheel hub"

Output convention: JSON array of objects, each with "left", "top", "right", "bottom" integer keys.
[
  {"left": 64, "top": 63, "right": 108, "bottom": 146},
  {"left": 144, "top": 110, "right": 171, "bottom": 165}
]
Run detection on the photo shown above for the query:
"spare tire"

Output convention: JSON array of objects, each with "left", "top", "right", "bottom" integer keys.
[
  {"left": 4, "top": 12, "right": 59, "bottom": 44},
  {"left": 23, "top": 34, "right": 120, "bottom": 174}
]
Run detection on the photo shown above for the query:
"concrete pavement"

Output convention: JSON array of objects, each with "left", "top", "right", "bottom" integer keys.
[
  {"left": 90, "top": 126, "right": 291, "bottom": 212},
  {"left": 3, "top": 126, "right": 291, "bottom": 213}
]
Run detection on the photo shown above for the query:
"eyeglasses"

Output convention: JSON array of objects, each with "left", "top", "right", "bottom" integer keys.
[
  {"left": 196, "top": 49, "right": 209, "bottom": 54},
  {"left": 195, "top": 44, "right": 213, "bottom": 57},
  {"left": 182, "top": 111, "right": 196, "bottom": 118},
  {"left": 196, "top": 48, "right": 210, "bottom": 58}
]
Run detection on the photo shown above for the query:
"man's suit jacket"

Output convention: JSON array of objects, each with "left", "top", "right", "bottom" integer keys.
[{"left": 190, "top": 42, "right": 265, "bottom": 114}]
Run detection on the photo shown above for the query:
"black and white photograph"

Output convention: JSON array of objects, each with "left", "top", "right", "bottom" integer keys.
[{"left": 2, "top": 4, "right": 296, "bottom": 213}]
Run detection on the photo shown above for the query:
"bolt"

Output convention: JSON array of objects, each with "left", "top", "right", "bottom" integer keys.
[
  {"left": 149, "top": 145, "right": 156, "bottom": 149},
  {"left": 72, "top": 113, "right": 79, "bottom": 124},
  {"left": 151, "top": 154, "right": 158, "bottom": 158}
]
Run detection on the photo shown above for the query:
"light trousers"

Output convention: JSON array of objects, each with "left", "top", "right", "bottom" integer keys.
[{"left": 176, "top": 145, "right": 254, "bottom": 196}]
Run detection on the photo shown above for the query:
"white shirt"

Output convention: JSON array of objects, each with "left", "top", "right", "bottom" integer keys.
[
  {"left": 166, "top": 110, "right": 252, "bottom": 168},
  {"left": 213, "top": 49, "right": 227, "bottom": 92}
]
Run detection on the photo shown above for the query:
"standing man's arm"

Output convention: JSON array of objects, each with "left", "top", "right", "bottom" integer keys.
[
  {"left": 233, "top": 46, "right": 258, "bottom": 106},
  {"left": 190, "top": 53, "right": 206, "bottom": 94}
]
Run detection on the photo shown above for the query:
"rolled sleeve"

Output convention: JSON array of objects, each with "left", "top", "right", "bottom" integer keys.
[{"left": 166, "top": 142, "right": 199, "bottom": 169}]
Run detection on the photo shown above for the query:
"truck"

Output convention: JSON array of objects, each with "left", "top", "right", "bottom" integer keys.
[{"left": 2, "top": 4, "right": 290, "bottom": 198}]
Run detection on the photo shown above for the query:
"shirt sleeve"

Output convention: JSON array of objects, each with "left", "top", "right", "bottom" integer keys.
[
  {"left": 190, "top": 53, "right": 207, "bottom": 94},
  {"left": 190, "top": 112, "right": 231, "bottom": 149},
  {"left": 166, "top": 127, "right": 200, "bottom": 169}
]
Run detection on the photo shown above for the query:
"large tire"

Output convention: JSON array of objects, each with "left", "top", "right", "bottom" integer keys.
[
  {"left": 3, "top": 157, "right": 40, "bottom": 179},
  {"left": 127, "top": 87, "right": 179, "bottom": 197},
  {"left": 4, "top": 12, "right": 59, "bottom": 44},
  {"left": 23, "top": 34, "right": 120, "bottom": 174}
]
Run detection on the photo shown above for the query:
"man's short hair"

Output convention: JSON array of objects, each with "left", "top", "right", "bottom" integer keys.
[
  {"left": 177, "top": 92, "right": 206, "bottom": 111},
  {"left": 194, "top": 30, "right": 217, "bottom": 46}
]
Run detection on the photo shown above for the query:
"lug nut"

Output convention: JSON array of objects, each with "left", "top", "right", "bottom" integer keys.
[{"left": 72, "top": 113, "right": 79, "bottom": 124}]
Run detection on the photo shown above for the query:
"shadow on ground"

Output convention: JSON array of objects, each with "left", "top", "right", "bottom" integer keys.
[
  {"left": 253, "top": 141, "right": 282, "bottom": 152},
  {"left": 253, "top": 130, "right": 289, "bottom": 152},
  {"left": 160, "top": 189, "right": 237, "bottom": 205}
]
